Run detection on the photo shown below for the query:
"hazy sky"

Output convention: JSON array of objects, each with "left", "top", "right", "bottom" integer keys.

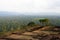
[{"left": 0, "top": 0, "right": 60, "bottom": 15}]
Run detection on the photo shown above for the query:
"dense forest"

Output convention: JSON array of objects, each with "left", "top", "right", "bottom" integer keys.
[{"left": 0, "top": 15, "right": 60, "bottom": 36}]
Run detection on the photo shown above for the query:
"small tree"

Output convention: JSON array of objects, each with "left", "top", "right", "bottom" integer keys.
[
  {"left": 27, "top": 22, "right": 35, "bottom": 27},
  {"left": 39, "top": 18, "right": 49, "bottom": 26},
  {"left": 44, "top": 19, "right": 50, "bottom": 26}
]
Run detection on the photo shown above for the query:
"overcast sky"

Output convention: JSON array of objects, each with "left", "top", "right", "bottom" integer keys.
[{"left": 0, "top": 0, "right": 60, "bottom": 15}]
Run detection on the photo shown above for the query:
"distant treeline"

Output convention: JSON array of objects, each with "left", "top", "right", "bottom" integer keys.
[{"left": 0, "top": 16, "right": 60, "bottom": 32}]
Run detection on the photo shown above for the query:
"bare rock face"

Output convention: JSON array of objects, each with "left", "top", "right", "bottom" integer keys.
[{"left": 1, "top": 32, "right": 60, "bottom": 40}]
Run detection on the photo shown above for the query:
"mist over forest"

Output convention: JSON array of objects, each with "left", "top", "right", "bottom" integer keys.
[{"left": 0, "top": 12, "right": 60, "bottom": 26}]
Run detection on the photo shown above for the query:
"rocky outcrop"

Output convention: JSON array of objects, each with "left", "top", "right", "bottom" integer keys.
[{"left": 0, "top": 26, "right": 60, "bottom": 40}]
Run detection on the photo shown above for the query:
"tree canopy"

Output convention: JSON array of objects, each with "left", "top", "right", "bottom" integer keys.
[
  {"left": 39, "top": 18, "right": 49, "bottom": 26},
  {"left": 27, "top": 22, "right": 35, "bottom": 26}
]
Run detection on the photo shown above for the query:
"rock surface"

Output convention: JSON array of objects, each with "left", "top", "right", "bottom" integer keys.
[{"left": 0, "top": 26, "right": 60, "bottom": 40}]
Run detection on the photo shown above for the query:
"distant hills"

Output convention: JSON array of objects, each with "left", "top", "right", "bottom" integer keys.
[
  {"left": 0, "top": 11, "right": 60, "bottom": 17},
  {"left": 0, "top": 11, "right": 60, "bottom": 26},
  {"left": 0, "top": 12, "right": 13, "bottom": 16},
  {"left": 0, "top": 11, "right": 24, "bottom": 16}
]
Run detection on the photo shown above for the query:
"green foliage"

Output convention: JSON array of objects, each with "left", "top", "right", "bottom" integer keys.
[
  {"left": 39, "top": 18, "right": 50, "bottom": 26},
  {"left": 27, "top": 22, "right": 35, "bottom": 26},
  {"left": 0, "top": 16, "right": 59, "bottom": 36}
]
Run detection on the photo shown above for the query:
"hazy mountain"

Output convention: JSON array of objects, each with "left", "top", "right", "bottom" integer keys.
[
  {"left": 0, "top": 11, "right": 60, "bottom": 17},
  {"left": 0, "top": 11, "right": 24, "bottom": 16}
]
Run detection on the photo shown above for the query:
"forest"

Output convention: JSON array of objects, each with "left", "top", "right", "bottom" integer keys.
[{"left": 0, "top": 15, "right": 60, "bottom": 36}]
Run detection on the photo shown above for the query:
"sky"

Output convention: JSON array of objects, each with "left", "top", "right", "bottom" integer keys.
[{"left": 0, "top": 0, "right": 60, "bottom": 15}]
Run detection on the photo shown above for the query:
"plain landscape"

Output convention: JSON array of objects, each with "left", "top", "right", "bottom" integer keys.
[{"left": 0, "top": 12, "right": 60, "bottom": 40}]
